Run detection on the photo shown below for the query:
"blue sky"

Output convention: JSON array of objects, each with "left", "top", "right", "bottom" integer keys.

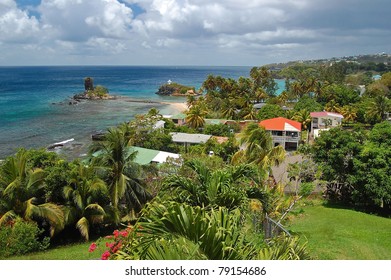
[{"left": 1, "top": 0, "right": 390, "bottom": 66}]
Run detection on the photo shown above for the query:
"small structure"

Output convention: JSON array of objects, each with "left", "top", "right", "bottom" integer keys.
[
  {"left": 153, "top": 120, "right": 165, "bottom": 130},
  {"left": 129, "top": 146, "right": 180, "bottom": 165},
  {"left": 170, "top": 113, "right": 187, "bottom": 126},
  {"left": 310, "top": 111, "right": 344, "bottom": 139},
  {"left": 170, "top": 132, "right": 212, "bottom": 145},
  {"left": 310, "top": 111, "right": 343, "bottom": 129},
  {"left": 259, "top": 117, "right": 302, "bottom": 151},
  {"left": 204, "top": 119, "right": 229, "bottom": 125}
]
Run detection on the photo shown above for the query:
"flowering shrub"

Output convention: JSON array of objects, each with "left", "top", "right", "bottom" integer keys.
[{"left": 88, "top": 226, "right": 133, "bottom": 260}]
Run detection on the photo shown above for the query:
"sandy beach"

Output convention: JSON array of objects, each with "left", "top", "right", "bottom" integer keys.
[{"left": 162, "top": 101, "right": 188, "bottom": 114}]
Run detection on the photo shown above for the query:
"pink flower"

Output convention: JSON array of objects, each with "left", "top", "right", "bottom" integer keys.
[
  {"left": 101, "top": 251, "right": 111, "bottom": 260},
  {"left": 106, "top": 242, "right": 115, "bottom": 249},
  {"left": 88, "top": 243, "right": 97, "bottom": 252},
  {"left": 120, "top": 230, "right": 128, "bottom": 237}
]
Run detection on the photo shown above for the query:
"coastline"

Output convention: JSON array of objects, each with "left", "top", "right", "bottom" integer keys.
[{"left": 161, "top": 101, "right": 188, "bottom": 114}]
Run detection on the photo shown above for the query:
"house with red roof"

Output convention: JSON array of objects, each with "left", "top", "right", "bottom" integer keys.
[
  {"left": 310, "top": 111, "right": 344, "bottom": 138},
  {"left": 310, "top": 111, "right": 344, "bottom": 130},
  {"left": 259, "top": 117, "right": 302, "bottom": 151}
]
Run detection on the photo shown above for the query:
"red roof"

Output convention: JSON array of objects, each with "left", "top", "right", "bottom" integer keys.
[
  {"left": 259, "top": 117, "right": 302, "bottom": 132},
  {"left": 310, "top": 111, "right": 344, "bottom": 118}
]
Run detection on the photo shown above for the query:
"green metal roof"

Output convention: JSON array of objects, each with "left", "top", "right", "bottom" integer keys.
[
  {"left": 205, "top": 119, "right": 228, "bottom": 125},
  {"left": 129, "top": 146, "right": 160, "bottom": 165},
  {"left": 170, "top": 113, "right": 186, "bottom": 119}
]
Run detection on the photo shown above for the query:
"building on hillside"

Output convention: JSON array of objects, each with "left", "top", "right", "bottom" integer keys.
[
  {"left": 204, "top": 119, "right": 229, "bottom": 125},
  {"left": 91, "top": 146, "right": 180, "bottom": 165},
  {"left": 259, "top": 117, "right": 302, "bottom": 151},
  {"left": 310, "top": 111, "right": 344, "bottom": 138},
  {"left": 170, "top": 113, "right": 187, "bottom": 126},
  {"left": 153, "top": 120, "right": 166, "bottom": 129},
  {"left": 129, "top": 146, "right": 180, "bottom": 165},
  {"left": 170, "top": 132, "right": 212, "bottom": 146},
  {"left": 310, "top": 111, "right": 344, "bottom": 129}
]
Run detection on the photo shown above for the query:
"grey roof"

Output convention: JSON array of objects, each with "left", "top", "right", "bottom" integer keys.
[{"left": 170, "top": 132, "right": 212, "bottom": 144}]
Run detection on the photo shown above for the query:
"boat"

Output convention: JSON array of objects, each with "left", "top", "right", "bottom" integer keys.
[{"left": 47, "top": 138, "right": 74, "bottom": 149}]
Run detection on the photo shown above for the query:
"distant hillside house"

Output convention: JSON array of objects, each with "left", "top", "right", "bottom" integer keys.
[
  {"left": 170, "top": 113, "right": 187, "bottom": 126},
  {"left": 170, "top": 132, "right": 212, "bottom": 145},
  {"left": 130, "top": 146, "right": 180, "bottom": 165},
  {"left": 259, "top": 117, "right": 302, "bottom": 151},
  {"left": 310, "top": 111, "right": 344, "bottom": 138},
  {"left": 91, "top": 146, "right": 180, "bottom": 165},
  {"left": 311, "top": 111, "right": 343, "bottom": 128}
]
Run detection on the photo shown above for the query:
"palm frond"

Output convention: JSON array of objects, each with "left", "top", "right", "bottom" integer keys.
[{"left": 76, "top": 216, "right": 90, "bottom": 241}]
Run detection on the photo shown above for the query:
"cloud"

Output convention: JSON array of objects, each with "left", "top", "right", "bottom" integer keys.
[
  {"left": 1, "top": 0, "right": 390, "bottom": 65},
  {"left": 38, "top": 0, "right": 133, "bottom": 41},
  {"left": 0, "top": 0, "right": 40, "bottom": 43}
]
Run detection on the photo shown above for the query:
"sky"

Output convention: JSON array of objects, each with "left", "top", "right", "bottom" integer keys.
[{"left": 1, "top": 0, "right": 390, "bottom": 66}]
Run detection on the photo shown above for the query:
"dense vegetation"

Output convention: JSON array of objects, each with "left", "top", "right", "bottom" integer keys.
[{"left": 1, "top": 57, "right": 391, "bottom": 259}]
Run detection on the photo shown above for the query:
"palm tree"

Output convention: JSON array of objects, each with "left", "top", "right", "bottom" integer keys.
[
  {"left": 186, "top": 95, "right": 197, "bottom": 108},
  {"left": 324, "top": 99, "right": 341, "bottom": 113},
  {"left": 63, "top": 164, "right": 108, "bottom": 240},
  {"left": 340, "top": 105, "right": 357, "bottom": 123},
  {"left": 162, "top": 159, "right": 255, "bottom": 210},
  {"left": 255, "top": 88, "right": 268, "bottom": 103},
  {"left": 242, "top": 104, "right": 258, "bottom": 120},
  {"left": 90, "top": 128, "right": 151, "bottom": 217},
  {"left": 232, "top": 123, "right": 285, "bottom": 171},
  {"left": 185, "top": 104, "right": 208, "bottom": 129},
  {"left": 293, "top": 109, "right": 312, "bottom": 131},
  {"left": 0, "top": 149, "right": 64, "bottom": 236},
  {"left": 366, "top": 95, "right": 391, "bottom": 122},
  {"left": 221, "top": 100, "right": 237, "bottom": 120}
]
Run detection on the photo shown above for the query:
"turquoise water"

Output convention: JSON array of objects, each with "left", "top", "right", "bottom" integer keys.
[{"left": 0, "top": 66, "right": 284, "bottom": 158}]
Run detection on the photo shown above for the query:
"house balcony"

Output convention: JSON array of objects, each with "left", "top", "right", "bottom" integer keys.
[{"left": 271, "top": 135, "right": 300, "bottom": 143}]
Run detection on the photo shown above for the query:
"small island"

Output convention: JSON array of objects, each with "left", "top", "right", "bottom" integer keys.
[
  {"left": 73, "top": 77, "right": 114, "bottom": 101},
  {"left": 155, "top": 80, "right": 200, "bottom": 96}
]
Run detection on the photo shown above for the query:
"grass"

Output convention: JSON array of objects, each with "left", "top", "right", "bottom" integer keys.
[
  {"left": 5, "top": 239, "right": 107, "bottom": 260},
  {"left": 5, "top": 199, "right": 391, "bottom": 260},
  {"left": 287, "top": 199, "right": 391, "bottom": 260}
]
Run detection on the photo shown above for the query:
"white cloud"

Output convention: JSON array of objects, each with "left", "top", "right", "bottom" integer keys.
[
  {"left": 38, "top": 0, "right": 133, "bottom": 41},
  {"left": 1, "top": 0, "right": 390, "bottom": 65},
  {"left": 0, "top": 0, "right": 40, "bottom": 43}
]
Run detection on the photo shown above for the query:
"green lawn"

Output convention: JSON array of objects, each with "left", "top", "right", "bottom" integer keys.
[
  {"left": 6, "top": 240, "right": 104, "bottom": 260},
  {"left": 287, "top": 200, "right": 391, "bottom": 260}
]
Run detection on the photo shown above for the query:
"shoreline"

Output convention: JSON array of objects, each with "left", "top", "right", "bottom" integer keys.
[{"left": 0, "top": 94, "right": 189, "bottom": 161}]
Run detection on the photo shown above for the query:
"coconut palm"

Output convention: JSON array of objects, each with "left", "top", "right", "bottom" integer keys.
[
  {"left": 293, "top": 109, "right": 312, "bottom": 130},
  {"left": 324, "top": 99, "right": 341, "bottom": 113},
  {"left": 242, "top": 104, "right": 258, "bottom": 120},
  {"left": 90, "top": 128, "right": 151, "bottom": 216},
  {"left": 63, "top": 164, "right": 108, "bottom": 240},
  {"left": 365, "top": 95, "right": 391, "bottom": 122},
  {"left": 232, "top": 123, "right": 285, "bottom": 171},
  {"left": 185, "top": 103, "right": 208, "bottom": 129},
  {"left": 221, "top": 100, "right": 237, "bottom": 120},
  {"left": 0, "top": 149, "right": 64, "bottom": 236},
  {"left": 340, "top": 105, "right": 357, "bottom": 123}
]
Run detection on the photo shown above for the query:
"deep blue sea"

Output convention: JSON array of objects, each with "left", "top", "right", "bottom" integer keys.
[{"left": 0, "top": 66, "right": 284, "bottom": 158}]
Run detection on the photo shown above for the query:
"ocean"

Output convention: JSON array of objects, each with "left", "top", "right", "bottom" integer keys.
[{"left": 0, "top": 66, "right": 284, "bottom": 159}]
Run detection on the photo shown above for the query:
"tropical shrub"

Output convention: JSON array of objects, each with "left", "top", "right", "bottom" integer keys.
[{"left": 0, "top": 218, "right": 50, "bottom": 258}]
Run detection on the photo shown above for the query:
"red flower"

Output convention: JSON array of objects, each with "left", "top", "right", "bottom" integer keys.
[
  {"left": 101, "top": 251, "right": 111, "bottom": 260},
  {"left": 88, "top": 243, "right": 97, "bottom": 252},
  {"left": 106, "top": 242, "right": 115, "bottom": 249},
  {"left": 113, "top": 229, "right": 119, "bottom": 238},
  {"left": 120, "top": 230, "right": 128, "bottom": 237}
]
